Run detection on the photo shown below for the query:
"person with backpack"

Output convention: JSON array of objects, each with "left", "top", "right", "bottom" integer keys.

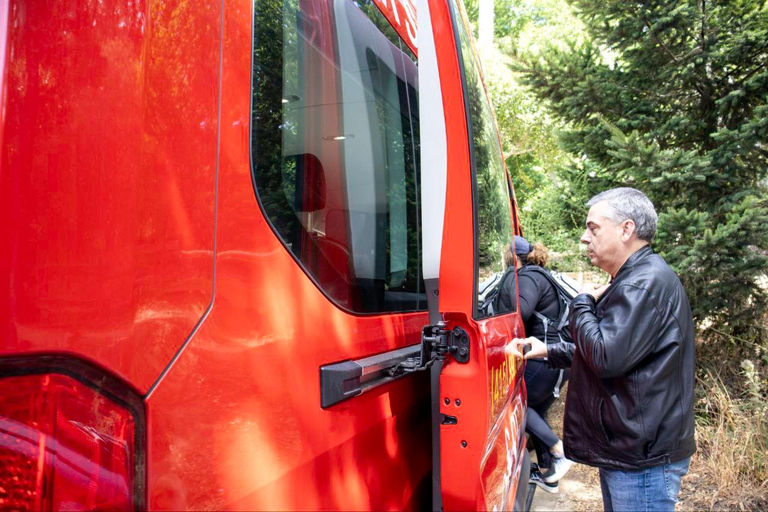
[{"left": 499, "top": 235, "right": 575, "bottom": 493}]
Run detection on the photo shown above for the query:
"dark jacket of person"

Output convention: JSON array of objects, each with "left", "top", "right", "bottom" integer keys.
[
  {"left": 561, "top": 246, "right": 696, "bottom": 470},
  {"left": 514, "top": 264, "right": 562, "bottom": 345}
]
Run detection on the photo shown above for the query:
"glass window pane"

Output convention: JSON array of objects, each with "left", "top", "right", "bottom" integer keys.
[
  {"left": 252, "top": 0, "right": 424, "bottom": 313},
  {"left": 451, "top": 1, "right": 515, "bottom": 318}
]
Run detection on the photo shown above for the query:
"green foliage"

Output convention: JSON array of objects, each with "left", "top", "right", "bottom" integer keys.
[
  {"left": 514, "top": 0, "right": 768, "bottom": 343},
  {"left": 463, "top": 0, "right": 591, "bottom": 267},
  {"left": 486, "top": 72, "right": 563, "bottom": 202},
  {"left": 656, "top": 196, "right": 768, "bottom": 329},
  {"left": 464, "top": 0, "right": 534, "bottom": 39},
  {"left": 454, "top": 9, "right": 515, "bottom": 277}
]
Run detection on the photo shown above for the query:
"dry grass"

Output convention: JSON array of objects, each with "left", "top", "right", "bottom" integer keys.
[
  {"left": 678, "top": 367, "right": 768, "bottom": 510},
  {"left": 539, "top": 363, "right": 768, "bottom": 511}
]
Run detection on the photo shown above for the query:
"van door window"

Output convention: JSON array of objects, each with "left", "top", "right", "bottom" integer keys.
[
  {"left": 451, "top": 1, "right": 516, "bottom": 318},
  {"left": 252, "top": 0, "right": 424, "bottom": 314}
]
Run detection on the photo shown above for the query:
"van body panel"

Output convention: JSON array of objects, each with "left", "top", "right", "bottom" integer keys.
[
  {"left": 1, "top": 0, "right": 528, "bottom": 509},
  {"left": 421, "top": 0, "right": 528, "bottom": 508},
  {"left": 145, "top": 0, "right": 432, "bottom": 508},
  {"left": 428, "top": 0, "right": 474, "bottom": 316},
  {"left": 1, "top": 0, "right": 220, "bottom": 392}
]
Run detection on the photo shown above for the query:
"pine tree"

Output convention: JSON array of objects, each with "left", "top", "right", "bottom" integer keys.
[{"left": 516, "top": 0, "right": 768, "bottom": 341}]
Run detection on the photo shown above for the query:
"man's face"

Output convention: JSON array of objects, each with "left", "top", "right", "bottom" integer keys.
[{"left": 581, "top": 201, "right": 627, "bottom": 275}]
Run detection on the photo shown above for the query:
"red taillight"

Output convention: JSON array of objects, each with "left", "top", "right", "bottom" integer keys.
[{"left": 0, "top": 372, "right": 139, "bottom": 511}]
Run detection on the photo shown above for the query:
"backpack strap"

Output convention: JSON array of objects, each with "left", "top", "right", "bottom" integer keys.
[
  {"left": 532, "top": 311, "right": 552, "bottom": 341},
  {"left": 521, "top": 266, "right": 563, "bottom": 323},
  {"left": 521, "top": 266, "right": 571, "bottom": 341},
  {"left": 520, "top": 266, "right": 572, "bottom": 301},
  {"left": 532, "top": 310, "right": 556, "bottom": 327}
]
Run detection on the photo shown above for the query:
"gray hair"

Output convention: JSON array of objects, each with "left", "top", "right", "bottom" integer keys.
[{"left": 587, "top": 187, "right": 658, "bottom": 242}]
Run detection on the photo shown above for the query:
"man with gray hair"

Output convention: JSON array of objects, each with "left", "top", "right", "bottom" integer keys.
[{"left": 514, "top": 187, "right": 696, "bottom": 510}]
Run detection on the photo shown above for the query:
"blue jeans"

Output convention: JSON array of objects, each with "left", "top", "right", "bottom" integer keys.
[{"left": 599, "top": 457, "right": 690, "bottom": 512}]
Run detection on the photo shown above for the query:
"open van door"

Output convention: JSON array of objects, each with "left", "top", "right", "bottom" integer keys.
[{"left": 418, "top": 0, "right": 529, "bottom": 509}]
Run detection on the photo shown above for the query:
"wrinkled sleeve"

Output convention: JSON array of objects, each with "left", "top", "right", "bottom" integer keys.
[
  {"left": 546, "top": 340, "right": 574, "bottom": 369},
  {"left": 517, "top": 273, "right": 541, "bottom": 324},
  {"left": 569, "top": 284, "right": 661, "bottom": 379}
]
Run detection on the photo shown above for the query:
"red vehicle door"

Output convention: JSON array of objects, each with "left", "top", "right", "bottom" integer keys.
[{"left": 418, "top": 0, "right": 529, "bottom": 509}]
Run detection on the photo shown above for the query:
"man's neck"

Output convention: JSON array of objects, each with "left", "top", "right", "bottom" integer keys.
[{"left": 609, "top": 241, "right": 650, "bottom": 278}]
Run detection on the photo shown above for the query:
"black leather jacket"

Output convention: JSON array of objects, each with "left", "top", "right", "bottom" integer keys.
[{"left": 556, "top": 246, "right": 697, "bottom": 470}]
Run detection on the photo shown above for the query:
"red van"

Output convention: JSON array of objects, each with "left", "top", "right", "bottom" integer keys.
[{"left": 0, "top": 0, "right": 529, "bottom": 509}]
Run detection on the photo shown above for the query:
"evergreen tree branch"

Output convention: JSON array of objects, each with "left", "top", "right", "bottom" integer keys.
[
  {"left": 639, "top": 17, "right": 681, "bottom": 65},
  {"left": 628, "top": 2, "right": 707, "bottom": 97},
  {"left": 733, "top": 62, "right": 767, "bottom": 90}
]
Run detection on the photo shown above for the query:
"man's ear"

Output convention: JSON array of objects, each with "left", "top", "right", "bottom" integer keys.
[{"left": 621, "top": 220, "right": 636, "bottom": 242}]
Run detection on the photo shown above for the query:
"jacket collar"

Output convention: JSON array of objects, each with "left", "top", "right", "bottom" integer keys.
[{"left": 613, "top": 245, "right": 653, "bottom": 281}]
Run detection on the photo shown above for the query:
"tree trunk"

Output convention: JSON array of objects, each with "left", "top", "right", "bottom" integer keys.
[{"left": 478, "top": 0, "right": 494, "bottom": 49}]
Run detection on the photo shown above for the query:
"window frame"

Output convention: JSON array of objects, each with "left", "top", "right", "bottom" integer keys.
[
  {"left": 248, "top": 0, "right": 426, "bottom": 316},
  {"left": 447, "top": 0, "right": 517, "bottom": 319}
]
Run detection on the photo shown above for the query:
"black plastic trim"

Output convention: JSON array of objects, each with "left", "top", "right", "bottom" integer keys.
[
  {"left": 320, "top": 343, "right": 421, "bottom": 408},
  {"left": 441, "top": 415, "right": 458, "bottom": 425},
  {"left": 517, "top": 448, "right": 533, "bottom": 511},
  {"left": 0, "top": 355, "right": 147, "bottom": 511}
]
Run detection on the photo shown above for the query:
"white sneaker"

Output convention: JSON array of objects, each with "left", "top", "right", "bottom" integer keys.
[
  {"left": 543, "top": 456, "right": 574, "bottom": 483},
  {"left": 530, "top": 464, "right": 559, "bottom": 493}
]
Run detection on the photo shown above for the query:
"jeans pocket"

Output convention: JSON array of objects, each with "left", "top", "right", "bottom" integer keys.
[{"left": 663, "top": 458, "right": 689, "bottom": 502}]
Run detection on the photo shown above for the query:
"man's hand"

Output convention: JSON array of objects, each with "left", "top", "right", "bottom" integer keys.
[
  {"left": 505, "top": 336, "right": 547, "bottom": 360},
  {"left": 579, "top": 283, "right": 610, "bottom": 300}
]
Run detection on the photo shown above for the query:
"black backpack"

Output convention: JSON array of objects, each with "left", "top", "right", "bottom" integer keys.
[{"left": 518, "top": 266, "right": 576, "bottom": 344}]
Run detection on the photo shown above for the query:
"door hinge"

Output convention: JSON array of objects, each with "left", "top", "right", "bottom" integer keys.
[{"left": 387, "top": 322, "right": 470, "bottom": 377}]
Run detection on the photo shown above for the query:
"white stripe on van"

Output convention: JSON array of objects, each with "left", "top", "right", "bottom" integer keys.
[{"left": 417, "top": 0, "right": 447, "bottom": 281}]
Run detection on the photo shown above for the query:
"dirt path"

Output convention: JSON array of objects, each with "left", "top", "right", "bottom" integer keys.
[
  {"left": 528, "top": 390, "right": 604, "bottom": 511},
  {"left": 530, "top": 462, "right": 603, "bottom": 511}
]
